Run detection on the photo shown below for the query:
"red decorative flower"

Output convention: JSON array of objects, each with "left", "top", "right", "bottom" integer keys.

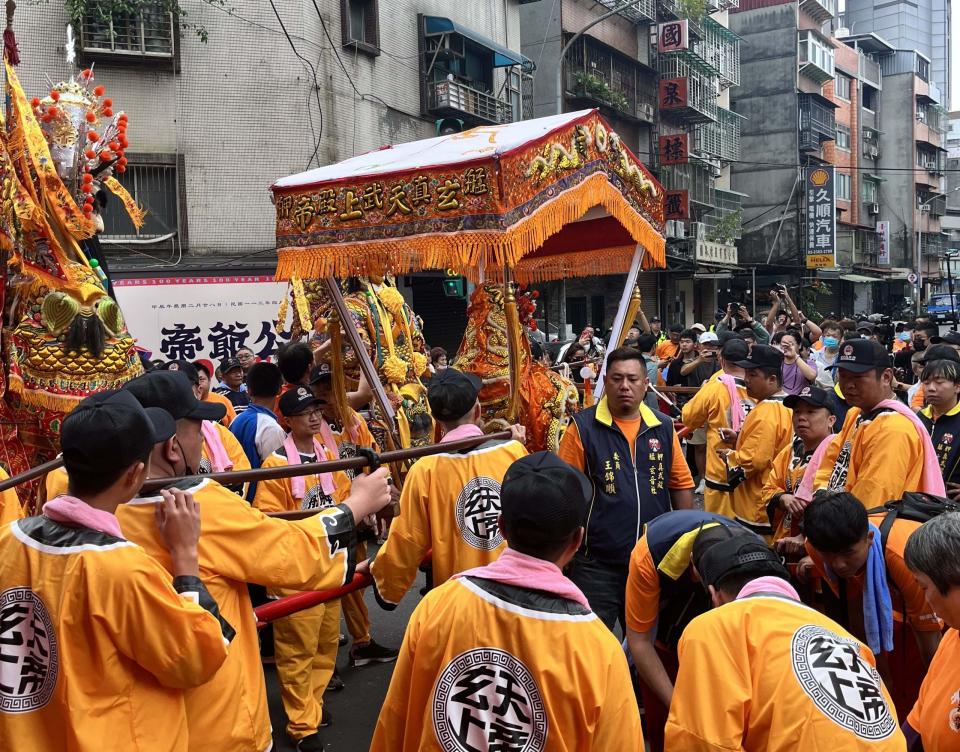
[
  {"left": 86, "top": 132, "right": 100, "bottom": 142},
  {"left": 93, "top": 86, "right": 105, "bottom": 97},
  {"left": 49, "top": 90, "right": 60, "bottom": 101}
]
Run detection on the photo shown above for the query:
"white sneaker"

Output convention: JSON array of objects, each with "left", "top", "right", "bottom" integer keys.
[{"left": 695, "top": 479, "right": 705, "bottom": 495}]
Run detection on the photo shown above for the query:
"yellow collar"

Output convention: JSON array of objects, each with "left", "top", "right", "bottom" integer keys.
[
  {"left": 595, "top": 396, "right": 662, "bottom": 428},
  {"left": 922, "top": 401, "right": 960, "bottom": 420}
]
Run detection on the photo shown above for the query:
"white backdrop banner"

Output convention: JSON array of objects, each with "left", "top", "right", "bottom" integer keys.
[{"left": 114, "top": 275, "right": 291, "bottom": 363}]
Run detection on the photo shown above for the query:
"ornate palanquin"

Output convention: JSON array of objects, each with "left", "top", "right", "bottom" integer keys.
[
  {"left": 272, "top": 109, "right": 664, "bottom": 283},
  {"left": 271, "top": 109, "right": 667, "bottom": 433}
]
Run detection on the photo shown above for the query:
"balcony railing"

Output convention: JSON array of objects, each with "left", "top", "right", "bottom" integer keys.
[
  {"left": 798, "top": 30, "right": 835, "bottom": 85},
  {"left": 693, "top": 107, "right": 743, "bottom": 162},
  {"left": 660, "top": 162, "right": 716, "bottom": 208},
  {"left": 564, "top": 36, "right": 657, "bottom": 123},
  {"left": 658, "top": 55, "right": 718, "bottom": 124},
  {"left": 427, "top": 80, "right": 513, "bottom": 125},
  {"left": 799, "top": 0, "right": 835, "bottom": 24},
  {"left": 858, "top": 56, "right": 881, "bottom": 90},
  {"left": 694, "top": 18, "right": 740, "bottom": 89},
  {"left": 798, "top": 92, "right": 836, "bottom": 152},
  {"left": 593, "top": 0, "right": 656, "bottom": 23}
]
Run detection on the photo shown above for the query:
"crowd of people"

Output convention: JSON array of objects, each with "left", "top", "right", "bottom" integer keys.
[{"left": 2, "top": 286, "right": 960, "bottom": 752}]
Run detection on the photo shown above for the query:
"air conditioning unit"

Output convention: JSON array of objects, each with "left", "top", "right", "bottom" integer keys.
[
  {"left": 864, "top": 144, "right": 879, "bottom": 158},
  {"left": 867, "top": 202, "right": 880, "bottom": 215},
  {"left": 710, "top": 164, "right": 722, "bottom": 178},
  {"left": 639, "top": 103, "right": 655, "bottom": 121},
  {"left": 666, "top": 220, "right": 681, "bottom": 238},
  {"left": 689, "top": 222, "right": 707, "bottom": 239}
]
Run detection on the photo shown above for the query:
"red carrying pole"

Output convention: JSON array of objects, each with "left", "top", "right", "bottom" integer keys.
[
  {"left": 255, "top": 572, "right": 372, "bottom": 628},
  {"left": 254, "top": 551, "right": 433, "bottom": 628}
]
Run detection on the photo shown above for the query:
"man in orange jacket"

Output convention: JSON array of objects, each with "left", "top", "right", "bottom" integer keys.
[
  {"left": 372, "top": 452, "right": 644, "bottom": 751},
  {"left": 666, "top": 534, "right": 905, "bottom": 751}
]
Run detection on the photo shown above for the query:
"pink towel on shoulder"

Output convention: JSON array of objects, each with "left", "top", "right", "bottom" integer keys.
[
  {"left": 201, "top": 420, "right": 233, "bottom": 473},
  {"left": 283, "top": 434, "right": 336, "bottom": 500},
  {"left": 718, "top": 374, "right": 745, "bottom": 432},
  {"left": 795, "top": 398, "right": 944, "bottom": 502},
  {"left": 454, "top": 548, "right": 590, "bottom": 610},
  {"left": 44, "top": 495, "right": 124, "bottom": 538}
]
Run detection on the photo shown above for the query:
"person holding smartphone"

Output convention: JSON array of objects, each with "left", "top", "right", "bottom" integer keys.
[
  {"left": 764, "top": 285, "right": 822, "bottom": 342},
  {"left": 716, "top": 303, "right": 771, "bottom": 345}
]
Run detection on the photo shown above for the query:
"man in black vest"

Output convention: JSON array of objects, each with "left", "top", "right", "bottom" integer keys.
[{"left": 558, "top": 347, "right": 694, "bottom": 631}]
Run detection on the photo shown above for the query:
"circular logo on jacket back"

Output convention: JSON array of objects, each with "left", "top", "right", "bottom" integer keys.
[
  {"left": 0, "top": 587, "right": 59, "bottom": 714},
  {"left": 791, "top": 624, "right": 896, "bottom": 740},
  {"left": 455, "top": 477, "right": 503, "bottom": 550},
  {"left": 433, "top": 648, "right": 547, "bottom": 752}
]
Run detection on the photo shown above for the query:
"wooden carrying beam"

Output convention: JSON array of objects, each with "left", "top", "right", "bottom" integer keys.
[{"left": 0, "top": 431, "right": 511, "bottom": 495}]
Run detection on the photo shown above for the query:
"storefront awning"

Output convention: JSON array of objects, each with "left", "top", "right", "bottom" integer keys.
[
  {"left": 839, "top": 273, "right": 881, "bottom": 283},
  {"left": 424, "top": 16, "right": 531, "bottom": 68}
]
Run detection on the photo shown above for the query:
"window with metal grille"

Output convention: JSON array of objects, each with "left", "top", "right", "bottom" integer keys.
[
  {"left": 82, "top": 5, "right": 174, "bottom": 56},
  {"left": 341, "top": 0, "right": 379, "bottom": 55},
  {"left": 861, "top": 179, "right": 877, "bottom": 203},
  {"left": 101, "top": 162, "right": 179, "bottom": 240}
]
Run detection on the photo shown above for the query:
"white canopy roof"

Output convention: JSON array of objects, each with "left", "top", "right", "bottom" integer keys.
[{"left": 272, "top": 110, "right": 593, "bottom": 190}]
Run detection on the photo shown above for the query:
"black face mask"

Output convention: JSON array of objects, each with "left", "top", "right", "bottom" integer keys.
[{"left": 914, "top": 340, "right": 928, "bottom": 352}]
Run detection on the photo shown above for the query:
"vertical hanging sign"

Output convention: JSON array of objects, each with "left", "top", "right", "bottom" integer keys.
[
  {"left": 876, "top": 220, "right": 890, "bottom": 265},
  {"left": 805, "top": 166, "right": 837, "bottom": 269}
]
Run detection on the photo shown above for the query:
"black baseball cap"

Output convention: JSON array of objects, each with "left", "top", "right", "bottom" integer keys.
[
  {"left": 918, "top": 343, "right": 960, "bottom": 364},
  {"left": 61, "top": 390, "right": 176, "bottom": 477},
  {"left": 163, "top": 360, "right": 199, "bottom": 386},
  {"left": 309, "top": 363, "right": 333, "bottom": 384},
  {"left": 279, "top": 385, "right": 322, "bottom": 417},
  {"left": 500, "top": 452, "right": 592, "bottom": 546},
  {"left": 832, "top": 339, "right": 890, "bottom": 372},
  {"left": 784, "top": 385, "right": 834, "bottom": 413},
  {"left": 855, "top": 321, "right": 876, "bottom": 333},
  {"left": 220, "top": 357, "right": 243, "bottom": 375},
  {"left": 427, "top": 368, "right": 481, "bottom": 422},
  {"left": 696, "top": 536, "right": 788, "bottom": 590},
  {"left": 720, "top": 337, "right": 749, "bottom": 362},
  {"left": 123, "top": 370, "right": 226, "bottom": 422},
  {"left": 735, "top": 343, "right": 783, "bottom": 370}
]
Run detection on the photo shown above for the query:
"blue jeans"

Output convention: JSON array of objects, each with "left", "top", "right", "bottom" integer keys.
[{"left": 568, "top": 553, "right": 628, "bottom": 634}]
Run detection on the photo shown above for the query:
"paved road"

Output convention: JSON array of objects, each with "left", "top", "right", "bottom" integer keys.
[{"left": 267, "top": 569, "right": 424, "bottom": 751}]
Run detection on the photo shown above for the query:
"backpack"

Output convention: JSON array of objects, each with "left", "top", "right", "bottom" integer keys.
[{"left": 866, "top": 492, "right": 960, "bottom": 550}]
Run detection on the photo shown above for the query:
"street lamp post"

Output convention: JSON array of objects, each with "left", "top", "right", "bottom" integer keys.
[{"left": 555, "top": 0, "right": 653, "bottom": 116}]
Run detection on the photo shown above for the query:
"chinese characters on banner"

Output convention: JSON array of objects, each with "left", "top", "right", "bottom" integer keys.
[
  {"left": 658, "top": 133, "right": 689, "bottom": 165},
  {"left": 275, "top": 166, "right": 491, "bottom": 232},
  {"left": 664, "top": 190, "right": 689, "bottom": 221},
  {"left": 876, "top": 221, "right": 890, "bottom": 265},
  {"left": 659, "top": 78, "right": 688, "bottom": 111},
  {"left": 658, "top": 20, "right": 689, "bottom": 52},
  {"left": 114, "top": 276, "right": 293, "bottom": 365},
  {"left": 804, "top": 167, "right": 836, "bottom": 269}
]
